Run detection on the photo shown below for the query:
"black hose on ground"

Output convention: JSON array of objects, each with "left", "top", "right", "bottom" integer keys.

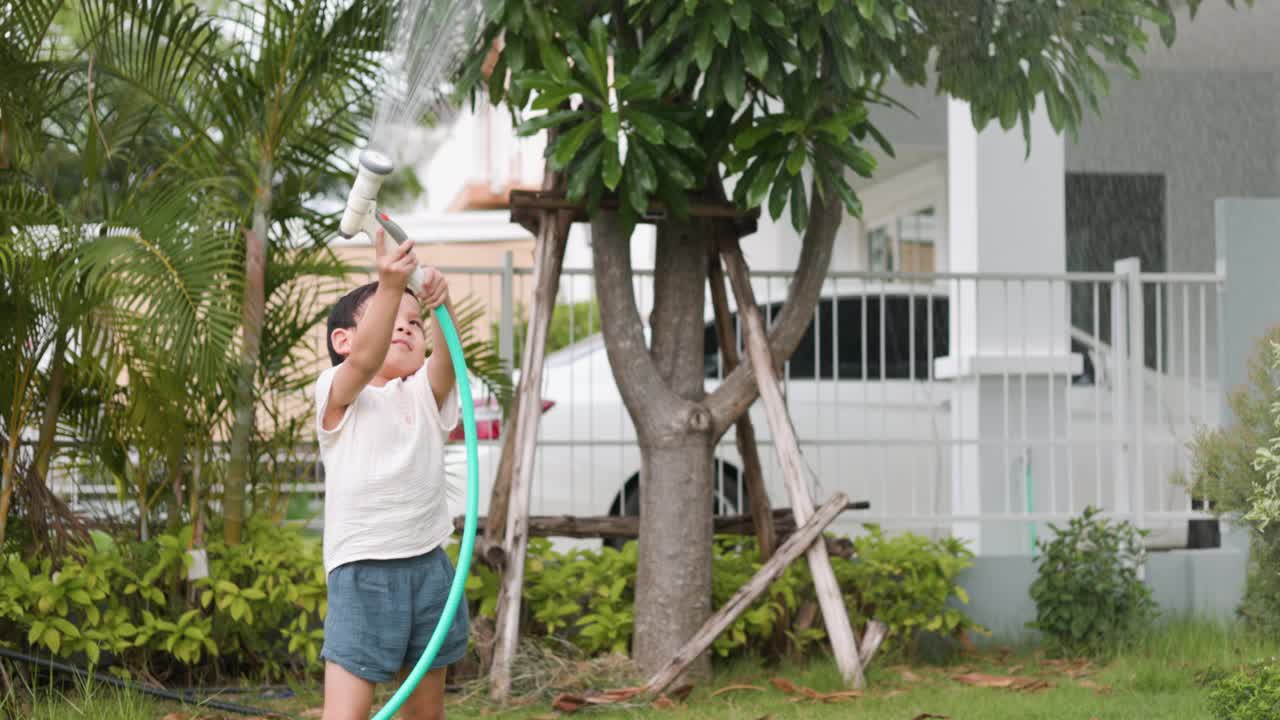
[{"left": 0, "top": 647, "right": 290, "bottom": 718}]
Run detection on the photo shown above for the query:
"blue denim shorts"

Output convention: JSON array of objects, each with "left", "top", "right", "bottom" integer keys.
[{"left": 321, "top": 547, "right": 471, "bottom": 683}]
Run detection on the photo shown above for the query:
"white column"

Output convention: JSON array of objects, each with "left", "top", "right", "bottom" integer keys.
[{"left": 938, "top": 98, "right": 1081, "bottom": 555}]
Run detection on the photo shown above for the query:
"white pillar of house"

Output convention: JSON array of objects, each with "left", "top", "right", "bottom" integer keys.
[{"left": 938, "top": 98, "right": 1081, "bottom": 555}]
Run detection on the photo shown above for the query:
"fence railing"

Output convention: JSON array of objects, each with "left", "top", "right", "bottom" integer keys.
[{"left": 51, "top": 256, "right": 1225, "bottom": 552}]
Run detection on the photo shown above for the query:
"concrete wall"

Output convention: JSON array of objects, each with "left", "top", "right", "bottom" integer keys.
[
  {"left": 1216, "top": 198, "right": 1280, "bottom": 411},
  {"left": 956, "top": 546, "right": 1248, "bottom": 644},
  {"left": 1067, "top": 70, "right": 1280, "bottom": 273}
]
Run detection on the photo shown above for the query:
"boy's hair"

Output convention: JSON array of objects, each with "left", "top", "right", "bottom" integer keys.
[{"left": 326, "top": 281, "right": 418, "bottom": 366}]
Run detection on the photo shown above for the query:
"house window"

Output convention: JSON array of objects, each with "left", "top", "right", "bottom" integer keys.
[{"left": 866, "top": 206, "right": 937, "bottom": 273}]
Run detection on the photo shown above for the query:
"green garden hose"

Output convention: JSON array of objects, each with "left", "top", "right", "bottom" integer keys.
[{"left": 371, "top": 303, "right": 479, "bottom": 720}]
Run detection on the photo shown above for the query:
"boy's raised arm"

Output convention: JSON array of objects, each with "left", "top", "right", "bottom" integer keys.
[
  {"left": 323, "top": 230, "right": 418, "bottom": 430},
  {"left": 418, "top": 267, "right": 457, "bottom": 411}
]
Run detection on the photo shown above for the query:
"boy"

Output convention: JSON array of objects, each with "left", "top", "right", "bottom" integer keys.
[{"left": 315, "top": 229, "right": 469, "bottom": 720}]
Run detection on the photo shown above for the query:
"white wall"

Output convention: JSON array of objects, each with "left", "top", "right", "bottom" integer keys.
[{"left": 1067, "top": 70, "right": 1280, "bottom": 272}]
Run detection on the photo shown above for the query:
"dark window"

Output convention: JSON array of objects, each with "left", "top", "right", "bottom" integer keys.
[{"left": 705, "top": 295, "right": 950, "bottom": 381}]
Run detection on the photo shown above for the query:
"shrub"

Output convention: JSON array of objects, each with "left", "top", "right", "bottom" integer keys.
[
  {"left": 0, "top": 517, "right": 326, "bottom": 681},
  {"left": 1208, "top": 659, "right": 1280, "bottom": 720},
  {"left": 454, "top": 528, "right": 979, "bottom": 660},
  {"left": 1189, "top": 328, "right": 1280, "bottom": 632},
  {"left": 1028, "top": 506, "right": 1156, "bottom": 657}
]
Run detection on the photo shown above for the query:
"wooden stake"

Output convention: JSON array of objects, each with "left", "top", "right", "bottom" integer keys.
[
  {"left": 488, "top": 210, "right": 572, "bottom": 701},
  {"left": 720, "top": 242, "right": 866, "bottom": 689},
  {"left": 644, "top": 492, "right": 851, "bottom": 696},
  {"left": 707, "top": 250, "right": 776, "bottom": 561},
  {"left": 482, "top": 161, "right": 565, "bottom": 558}
]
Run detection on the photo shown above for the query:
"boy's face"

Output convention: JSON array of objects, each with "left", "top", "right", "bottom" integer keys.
[{"left": 331, "top": 293, "right": 426, "bottom": 378}]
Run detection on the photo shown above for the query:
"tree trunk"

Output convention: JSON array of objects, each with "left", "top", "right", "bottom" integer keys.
[
  {"left": 488, "top": 210, "right": 570, "bottom": 700},
  {"left": 32, "top": 330, "right": 67, "bottom": 486},
  {"left": 588, "top": 211, "right": 717, "bottom": 680},
  {"left": 707, "top": 251, "right": 775, "bottom": 560},
  {"left": 224, "top": 156, "right": 272, "bottom": 545},
  {"left": 0, "top": 431, "right": 19, "bottom": 547},
  {"left": 634, "top": 440, "right": 714, "bottom": 677},
  {"left": 585, "top": 179, "right": 841, "bottom": 684},
  {"left": 644, "top": 491, "right": 850, "bottom": 697}
]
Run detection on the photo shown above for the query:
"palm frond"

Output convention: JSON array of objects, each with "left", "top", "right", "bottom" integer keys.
[
  {"left": 75, "top": 176, "right": 242, "bottom": 390},
  {"left": 430, "top": 293, "right": 513, "bottom": 412}
]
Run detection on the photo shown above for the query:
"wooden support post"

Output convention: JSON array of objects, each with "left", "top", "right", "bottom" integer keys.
[
  {"left": 644, "top": 492, "right": 851, "bottom": 696},
  {"left": 720, "top": 242, "right": 866, "bottom": 689},
  {"left": 453, "top": 503, "right": 868, "bottom": 553},
  {"left": 482, "top": 166, "right": 564, "bottom": 562},
  {"left": 488, "top": 210, "right": 572, "bottom": 701},
  {"left": 707, "top": 250, "right": 776, "bottom": 561}
]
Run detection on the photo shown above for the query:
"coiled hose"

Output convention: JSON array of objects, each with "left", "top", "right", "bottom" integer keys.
[{"left": 371, "top": 303, "right": 479, "bottom": 720}]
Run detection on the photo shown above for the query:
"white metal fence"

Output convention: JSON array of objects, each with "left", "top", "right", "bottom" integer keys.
[
  {"left": 50, "top": 257, "right": 1225, "bottom": 551},
  {"left": 415, "top": 257, "right": 1224, "bottom": 552}
]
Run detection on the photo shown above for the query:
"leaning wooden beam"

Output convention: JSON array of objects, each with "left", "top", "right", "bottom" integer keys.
[
  {"left": 858, "top": 620, "right": 888, "bottom": 668},
  {"left": 644, "top": 492, "right": 851, "bottom": 697},
  {"left": 720, "top": 241, "right": 866, "bottom": 689},
  {"left": 707, "top": 249, "right": 777, "bottom": 561},
  {"left": 489, "top": 210, "right": 572, "bottom": 701}
]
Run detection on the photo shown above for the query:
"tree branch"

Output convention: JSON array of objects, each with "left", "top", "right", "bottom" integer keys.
[
  {"left": 590, "top": 212, "right": 687, "bottom": 437},
  {"left": 706, "top": 179, "right": 842, "bottom": 437},
  {"left": 650, "top": 220, "right": 708, "bottom": 397}
]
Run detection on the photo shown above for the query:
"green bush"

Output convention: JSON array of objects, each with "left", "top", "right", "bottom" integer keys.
[
  {"left": 452, "top": 528, "right": 978, "bottom": 660},
  {"left": 1189, "top": 328, "right": 1280, "bottom": 632},
  {"left": 1208, "top": 660, "right": 1280, "bottom": 720},
  {"left": 1028, "top": 506, "right": 1156, "bottom": 657},
  {"left": 0, "top": 517, "right": 325, "bottom": 681}
]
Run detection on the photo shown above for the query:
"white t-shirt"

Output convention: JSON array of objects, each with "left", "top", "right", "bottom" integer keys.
[{"left": 315, "top": 362, "right": 460, "bottom": 575}]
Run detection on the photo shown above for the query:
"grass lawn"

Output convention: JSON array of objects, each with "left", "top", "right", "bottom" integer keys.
[{"left": 3, "top": 619, "right": 1271, "bottom": 719}]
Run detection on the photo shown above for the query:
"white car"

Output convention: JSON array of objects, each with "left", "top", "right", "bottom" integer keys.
[{"left": 451, "top": 285, "right": 1211, "bottom": 547}]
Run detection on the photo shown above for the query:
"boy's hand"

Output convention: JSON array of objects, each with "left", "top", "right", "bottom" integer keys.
[
  {"left": 374, "top": 227, "right": 418, "bottom": 292},
  {"left": 418, "top": 266, "right": 450, "bottom": 311}
]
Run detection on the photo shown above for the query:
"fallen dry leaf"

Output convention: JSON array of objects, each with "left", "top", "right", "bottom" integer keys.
[
  {"left": 952, "top": 672, "right": 1020, "bottom": 688},
  {"left": 769, "top": 677, "right": 800, "bottom": 694},
  {"left": 912, "top": 714, "right": 951, "bottom": 720},
  {"left": 711, "top": 684, "right": 765, "bottom": 697},
  {"left": 651, "top": 695, "right": 677, "bottom": 710},
  {"left": 551, "top": 694, "right": 586, "bottom": 713},
  {"left": 952, "top": 673, "right": 1053, "bottom": 692}
]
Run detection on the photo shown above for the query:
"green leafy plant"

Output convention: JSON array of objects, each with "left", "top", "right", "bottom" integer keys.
[
  {"left": 836, "top": 526, "right": 977, "bottom": 654},
  {"left": 0, "top": 518, "right": 327, "bottom": 681},
  {"left": 453, "top": 530, "right": 976, "bottom": 661},
  {"left": 1189, "top": 328, "right": 1280, "bottom": 632},
  {"left": 1028, "top": 506, "right": 1157, "bottom": 657},
  {"left": 1208, "top": 659, "right": 1280, "bottom": 720}
]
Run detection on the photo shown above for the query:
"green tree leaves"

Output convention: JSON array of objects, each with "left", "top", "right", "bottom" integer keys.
[{"left": 467, "top": 0, "right": 1237, "bottom": 234}]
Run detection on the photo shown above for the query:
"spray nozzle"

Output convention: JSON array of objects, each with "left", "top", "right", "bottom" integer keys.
[{"left": 339, "top": 149, "right": 421, "bottom": 289}]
